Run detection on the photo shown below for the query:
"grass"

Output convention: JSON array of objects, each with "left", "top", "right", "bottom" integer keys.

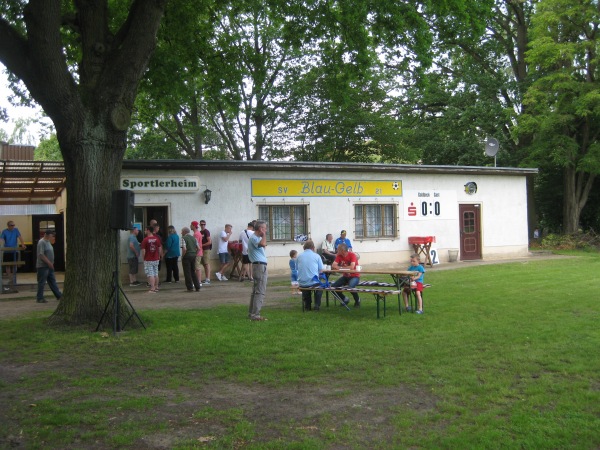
[{"left": 1, "top": 253, "right": 600, "bottom": 449}]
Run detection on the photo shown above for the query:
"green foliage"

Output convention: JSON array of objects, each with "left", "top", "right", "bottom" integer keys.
[
  {"left": 34, "top": 134, "right": 62, "bottom": 161},
  {"left": 540, "top": 231, "right": 600, "bottom": 251},
  {"left": 520, "top": 0, "right": 600, "bottom": 232}
]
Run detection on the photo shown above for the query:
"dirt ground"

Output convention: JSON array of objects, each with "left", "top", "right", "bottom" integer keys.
[{"left": 0, "top": 253, "right": 567, "bottom": 448}]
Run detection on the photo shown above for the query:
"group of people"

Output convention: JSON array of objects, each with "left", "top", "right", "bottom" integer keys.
[
  {"left": 123, "top": 217, "right": 271, "bottom": 321},
  {"left": 127, "top": 219, "right": 213, "bottom": 294},
  {"left": 292, "top": 229, "right": 425, "bottom": 314},
  {"left": 1, "top": 220, "right": 62, "bottom": 303},
  {"left": 125, "top": 218, "right": 271, "bottom": 320},
  {"left": 319, "top": 230, "right": 353, "bottom": 265}
]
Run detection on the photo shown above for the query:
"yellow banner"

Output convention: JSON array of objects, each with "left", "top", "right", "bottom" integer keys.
[{"left": 251, "top": 179, "right": 402, "bottom": 197}]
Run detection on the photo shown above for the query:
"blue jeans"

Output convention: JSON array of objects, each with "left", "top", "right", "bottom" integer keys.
[
  {"left": 37, "top": 267, "right": 62, "bottom": 301},
  {"left": 332, "top": 276, "right": 360, "bottom": 303}
]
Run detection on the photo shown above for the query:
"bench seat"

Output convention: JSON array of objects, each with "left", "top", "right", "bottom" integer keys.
[{"left": 299, "top": 286, "right": 401, "bottom": 318}]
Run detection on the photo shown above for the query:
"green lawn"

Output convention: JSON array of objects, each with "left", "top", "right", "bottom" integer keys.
[{"left": 1, "top": 253, "right": 599, "bottom": 449}]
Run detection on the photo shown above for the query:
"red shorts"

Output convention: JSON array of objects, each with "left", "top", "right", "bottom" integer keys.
[{"left": 404, "top": 281, "right": 423, "bottom": 292}]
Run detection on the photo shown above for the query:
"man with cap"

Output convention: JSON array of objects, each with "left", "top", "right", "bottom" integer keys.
[
  {"left": 36, "top": 229, "right": 62, "bottom": 303},
  {"left": 334, "top": 230, "right": 353, "bottom": 252}
]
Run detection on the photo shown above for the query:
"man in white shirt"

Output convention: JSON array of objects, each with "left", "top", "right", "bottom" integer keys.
[{"left": 215, "top": 224, "right": 233, "bottom": 281}]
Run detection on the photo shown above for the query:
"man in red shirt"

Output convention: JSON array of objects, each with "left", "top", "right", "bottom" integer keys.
[
  {"left": 141, "top": 226, "right": 163, "bottom": 293},
  {"left": 331, "top": 243, "right": 361, "bottom": 307}
]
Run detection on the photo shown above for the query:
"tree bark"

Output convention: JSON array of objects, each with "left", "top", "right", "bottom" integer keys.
[
  {"left": 0, "top": 0, "right": 167, "bottom": 326},
  {"left": 563, "top": 166, "right": 596, "bottom": 233}
]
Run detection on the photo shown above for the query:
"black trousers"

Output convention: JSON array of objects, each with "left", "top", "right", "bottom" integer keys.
[
  {"left": 165, "top": 256, "right": 179, "bottom": 282},
  {"left": 182, "top": 254, "right": 200, "bottom": 290},
  {"left": 301, "top": 284, "right": 323, "bottom": 310}
]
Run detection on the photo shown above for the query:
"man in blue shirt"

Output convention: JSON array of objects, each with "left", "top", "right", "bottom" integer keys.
[
  {"left": 334, "top": 230, "right": 352, "bottom": 252},
  {"left": 248, "top": 220, "right": 268, "bottom": 321},
  {"left": 1, "top": 220, "right": 25, "bottom": 286},
  {"left": 297, "top": 240, "right": 324, "bottom": 311}
]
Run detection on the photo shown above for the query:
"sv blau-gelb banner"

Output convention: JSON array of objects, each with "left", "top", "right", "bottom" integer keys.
[{"left": 251, "top": 179, "right": 402, "bottom": 197}]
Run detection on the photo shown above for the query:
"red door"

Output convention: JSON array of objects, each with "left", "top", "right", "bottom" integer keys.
[{"left": 459, "top": 204, "right": 482, "bottom": 261}]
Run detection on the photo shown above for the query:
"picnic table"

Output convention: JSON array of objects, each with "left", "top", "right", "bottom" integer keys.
[{"left": 311, "top": 269, "right": 420, "bottom": 317}]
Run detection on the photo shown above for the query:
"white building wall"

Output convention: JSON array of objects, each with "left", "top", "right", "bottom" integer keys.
[{"left": 120, "top": 167, "right": 531, "bottom": 276}]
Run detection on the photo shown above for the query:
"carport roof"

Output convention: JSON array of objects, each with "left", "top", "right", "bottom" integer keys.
[{"left": 0, "top": 160, "right": 66, "bottom": 205}]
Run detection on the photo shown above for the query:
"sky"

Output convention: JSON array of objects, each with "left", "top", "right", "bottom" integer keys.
[{"left": 1, "top": 66, "right": 52, "bottom": 146}]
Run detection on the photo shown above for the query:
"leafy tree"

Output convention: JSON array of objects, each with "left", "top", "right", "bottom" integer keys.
[
  {"left": 133, "top": 0, "right": 490, "bottom": 162},
  {"left": 35, "top": 134, "right": 62, "bottom": 161},
  {"left": 0, "top": 0, "right": 166, "bottom": 325},
  {"left": 521, "top": 0, "right": 600, "bottom": 233}
]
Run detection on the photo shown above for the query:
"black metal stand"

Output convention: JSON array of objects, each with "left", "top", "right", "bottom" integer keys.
[{"left": 95, "top": 230, "right": 145, "bottom": 334}]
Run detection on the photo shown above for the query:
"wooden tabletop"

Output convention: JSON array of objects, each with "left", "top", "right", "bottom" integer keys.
[{"left": 323, "top": 269, "right": 419, "bottom": 276}]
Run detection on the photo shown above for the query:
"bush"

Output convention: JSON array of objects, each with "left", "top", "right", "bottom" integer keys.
[{"left": 540, "top": 231, "right": 600, "bottom": 251}]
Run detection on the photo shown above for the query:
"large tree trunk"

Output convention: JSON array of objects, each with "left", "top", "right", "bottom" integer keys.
[
  {"left": 563, "top": 166, "right": 596, "bottom": 233},
  {"left": 48, "top": 125, "right": 126, "bottom": 325},
  {"left": 0, "top": 0, "right": 167, "bottom": 326}
]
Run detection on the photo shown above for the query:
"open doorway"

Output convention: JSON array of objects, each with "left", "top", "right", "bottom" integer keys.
[{"left": 32, "top": 214, "right": 65, "bottom": 271}]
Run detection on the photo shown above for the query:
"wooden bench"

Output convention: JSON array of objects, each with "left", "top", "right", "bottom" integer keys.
[{"left": 299, "top": 286, "right": 401, "bottom": 318}]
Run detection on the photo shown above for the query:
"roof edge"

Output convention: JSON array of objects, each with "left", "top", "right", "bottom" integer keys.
[{"left": 122, "top": 160, "right": 538, "bottom": 176}]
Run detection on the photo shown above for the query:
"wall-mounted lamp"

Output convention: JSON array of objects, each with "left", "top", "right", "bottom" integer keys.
[{"left": 204, "top": 188, "right": 212, "bottom": 204}]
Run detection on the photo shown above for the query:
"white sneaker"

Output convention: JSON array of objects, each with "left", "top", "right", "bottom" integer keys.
[
  {"left": 203, "top": 279, "right": 211, "bottom": 285},
  {"left": 215, "top": 272, "right": 222, "bottom": 281},
  {"left": 221, "top": 275, "right": 228, "bottom": 281}
]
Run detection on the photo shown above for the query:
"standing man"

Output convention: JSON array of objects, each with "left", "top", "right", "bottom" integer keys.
[
  {"left": 190, "top": 221, "right": 204, "bottom": 286},
  {"left": 181, "top": 227, "right": 201, "bottom": 292},
  {"left": 248, "top": 220, "right": 268, "bottom": 321},
  {"left": 216, "top": 223, "right": 233, "bottom": 281},
  {"left": 127, "top": 227, "right": 141, "bottom": 286},
  {"left": 141, "top": 226, "right": 162, "bottom": 293},
  {"left": 320, "top": 233, "right": 336, "bottom": 264},
  {"left": 198, "top": 220, "right": 212, "bottom": 284},
  {"left": 334, "top": 230, "right": 353, "bottom": 252},
  {"left": 36, "top": 229, "right": 62, "bottom": 303},
  {"left": 1, "top": 220, "right": 26, "bottom": 286},
  {"left": 239, "top": 221, "right": 255, "bottom": 282},
  {"left": 297, "top": 240, "right": 324, "bottom": 311}
]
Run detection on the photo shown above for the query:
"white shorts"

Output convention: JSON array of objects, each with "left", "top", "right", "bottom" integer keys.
[{"left": 144, "top": 260, "right": 159, "bottom": 277}]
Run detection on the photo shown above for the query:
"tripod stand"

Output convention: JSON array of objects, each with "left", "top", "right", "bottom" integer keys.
[{"left": 96, "top": 229, "right": 145, "bottom": 334}]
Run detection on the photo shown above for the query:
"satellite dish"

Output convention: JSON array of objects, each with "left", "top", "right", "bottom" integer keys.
[{"left": 485, "top": 137, "right": 499, "bottom": 157}]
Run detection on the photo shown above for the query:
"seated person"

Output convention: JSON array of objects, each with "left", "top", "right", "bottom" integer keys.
[
  {"left": 297, "top": 240, "right": 324, "bottom": 311},
  {"left": 334, "top": 230, "right": 353, "bottom": 252},
  {"left": 331, "top": 243, "right": 361, "bottom": 307},
  {"left": 402, "top": 253, "right": 425, "bottom": 314},
  {"left": 320, "top": 233, "right": 336, "bottom": 264}
]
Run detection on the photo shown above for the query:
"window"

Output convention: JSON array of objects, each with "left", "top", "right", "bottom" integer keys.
[
  {"left": 355, "top": 204, "right": 397, "bottom": 238},
  {"left": 258, "top": 205, "right": 308, "bottom": 241}
]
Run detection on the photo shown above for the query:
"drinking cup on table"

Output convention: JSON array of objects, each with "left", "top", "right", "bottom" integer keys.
[{"left": 356, "top": 265, "right": 362, "bottom": 271}]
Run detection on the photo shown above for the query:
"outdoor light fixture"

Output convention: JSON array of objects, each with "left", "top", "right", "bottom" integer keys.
[{"left": 204, "top": 188, "right": 212, "bottom": 204}]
